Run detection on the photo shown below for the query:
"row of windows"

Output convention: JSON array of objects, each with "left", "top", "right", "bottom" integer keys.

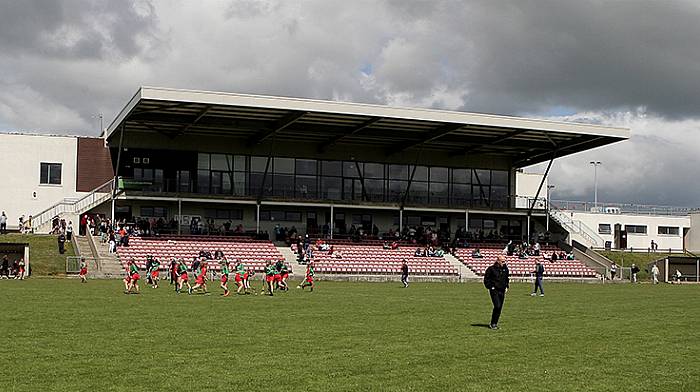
[
  {"left": 192, "top": 154, "right": 510, "bottom": 207},
  {"left": 598, "top": 224, "right": 679, "bottom": 236}
]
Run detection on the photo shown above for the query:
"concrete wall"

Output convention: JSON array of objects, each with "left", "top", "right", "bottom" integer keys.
[
  {"left": 515, "top": 171, "right": 547, "bottom": 208},
  {"left": 0, "top": 133, "right": 88, "bottom": 229},
  {"left": 571, "top": 211, "right": 689, "bottom": 250},
  {"left": 686, "top": 213, "right": 700, "bottom": 253}
]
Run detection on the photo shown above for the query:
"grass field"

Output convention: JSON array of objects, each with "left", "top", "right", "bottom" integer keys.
[
  {"left": 1, "top": 233, "right": 75, "bottom": 275},
  {"left": 1, "top": 279, "right": 698, "bottom": 392}
]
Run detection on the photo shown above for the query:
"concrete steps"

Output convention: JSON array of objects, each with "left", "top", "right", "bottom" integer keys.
[
  {"left": 443, "top": 252, "right": 479, "bottom": 280},
  {"left": 278, "top": 246, "right": 302, "bottom": 276}
]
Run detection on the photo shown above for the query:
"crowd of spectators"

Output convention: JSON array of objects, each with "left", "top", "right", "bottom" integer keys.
[{"left": 1, "top": 254, "right": 27, "bottom": 279}]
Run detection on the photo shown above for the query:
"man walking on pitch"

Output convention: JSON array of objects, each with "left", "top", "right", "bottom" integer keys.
[
  {"left": 531, "top": 260, "right": 544, "bottom": 296},
  {"left": 484, "top": 255, "right": 509, "bottom": 330},
  {"left": 401, "top": 259, "right": 409, "bottom": 288}
]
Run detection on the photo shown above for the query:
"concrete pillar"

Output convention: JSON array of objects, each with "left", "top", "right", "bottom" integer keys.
[
  {"left": 177, "top": 199, "right": 182, "bottom": 235},
  {"left": 256, "top": 203, "right": 261, "bottom": 234},
  {"left": 697, "top": 259, "right": 699, "bottom": 283},
  {"left": 399, "top": 208, "right": 403, "bottom": 233},
  {"left": 330, "top": 204, "right": 334, "bottom": 239},
  {"left": 665, "top": 258, "right": 669, "bottom": 283},
  {"left": 465, "top": 210, "right": 469, "bottom": 231}
]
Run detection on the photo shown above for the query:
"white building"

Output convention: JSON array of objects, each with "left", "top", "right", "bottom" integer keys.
[{"left": 0, "top": 133, "right": 113, "bottom": 231}]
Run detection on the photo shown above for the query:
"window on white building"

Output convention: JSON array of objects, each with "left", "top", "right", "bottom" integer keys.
[
  {"left": 598, "top": 223, "right": 611, "bottom": 234},
  {"left": 658, "top": 226, "right": 679, "bottom": 236},
  {"left": 40, "top": 162, "right": 62, "bottom": 185},
  {"left": 626, "top": 225, "right": 647, "bottom": 234}
]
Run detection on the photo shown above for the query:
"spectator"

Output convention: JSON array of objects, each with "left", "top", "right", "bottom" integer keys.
[
  {"left": 550, "top": 252, "right": 558, "bottom": 262},
  {"left": 631, "top": 264, "right": 640, "bottom": 283},
  {"left": 80, "top": 214, "right": 88, "bottom": 236},
  {"left": 483, "top": 255, "right": 509, "bottom": 330},
  {"left": 58, "top": 232, "right": 66, "bottom": 254},
  {"left": 1, "top": 255, "right": 8, "bottom": 278},
  {"left": 651, "top": 264, "right": 660, "bottom": 284},
  {"left": 391, "top": 241, "right": 399, "bottom": 250},
  {"left": 17, "top": 258, "right": 25, "bottom": 280},
  {"left": 66, "top": 221, "right": 73, "bottom": 241},
  {"left": 0, "top": 211, "right": 7, "bottom": 234},
  {"left": 108, "top": 231, "right": 116, "bottom": 253},
  {"left": 414, "top": 247, "right": 424, "bottom": 257},
  {"left": 401, "top": 259, "right": 409, "bottom": 288},
  {"left": 674, "top": 269, "right": 682, "bottom": 283},
  {"left": 610, "top": 262, "right": 618, "bottom": 280},
  {"left": 472, "top": 248, "right": 483, "bottom": 258},
  {"left": 531, "top": 261, "right": 545, "bottom": 297},
  {"left": 383, "top": 241, "right": 391, "bottom": 250},
  {"left": 214, "top": 249, "right": 224, "bottom": 260},
  {"left": 532, "top": 242, "right": 540, "bottom": 256}
]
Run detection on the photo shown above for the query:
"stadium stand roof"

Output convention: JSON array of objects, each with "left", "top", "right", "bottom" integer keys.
[{"left": 104, "top": 87, "right": 629, "bottom": 167}]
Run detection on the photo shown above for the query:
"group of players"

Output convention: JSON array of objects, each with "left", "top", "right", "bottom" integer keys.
[{"left": 121, "top": 255, "right": 315, "bottom": 296}]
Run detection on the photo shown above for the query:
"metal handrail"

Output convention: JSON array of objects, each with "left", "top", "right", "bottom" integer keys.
[
  {"left": 32, "top": 179, "right": 114, "bottom": 230},
  {"left": 549, "top": 206, "right": 604, "bottom": 247},
  {"left": 551, "top": 199, "right": 698, "bottom": 216}
]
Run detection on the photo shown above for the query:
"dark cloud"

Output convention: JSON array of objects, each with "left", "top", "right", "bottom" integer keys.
[{"left": 2, "top": 0, "right": 700, "bottom": 205}]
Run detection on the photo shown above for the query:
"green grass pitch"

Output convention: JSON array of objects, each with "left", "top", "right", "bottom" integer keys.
[{"left": 0, "top": 279, "right": 698, "bottom": 391}]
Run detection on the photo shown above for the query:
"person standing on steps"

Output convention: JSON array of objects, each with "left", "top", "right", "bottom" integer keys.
[
  {"left": 483, "top": 255, "right": 509, "bottom": 330},
  {"left": 610, "top": 262, "right": 618, "bottom": 281},
  {"left": 401, "top": 259, "right": 409, "bottom": 288}
]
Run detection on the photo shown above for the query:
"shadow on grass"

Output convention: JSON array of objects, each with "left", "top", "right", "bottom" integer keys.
[{"left": 470, "top": 323, "right": 491, "bottom": 329}]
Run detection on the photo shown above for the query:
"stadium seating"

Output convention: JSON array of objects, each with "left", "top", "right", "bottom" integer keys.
[
  {"left": 116, "top": 236, "right": 285, "bottom": 272},
  {"left": 454, "top": 245, "right": 597, "bottom": 277},
  {"left": 292, "top": 244, "right": 458, "bottom": 276}
]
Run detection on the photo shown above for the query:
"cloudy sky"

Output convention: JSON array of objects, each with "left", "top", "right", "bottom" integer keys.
[{"left": 1, "top": 0, "right": 700, "bottom": 206}]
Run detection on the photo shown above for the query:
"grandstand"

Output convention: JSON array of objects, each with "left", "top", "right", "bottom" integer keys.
[{"left": 15, "top": 86, "right": 631, "bottom": 279}]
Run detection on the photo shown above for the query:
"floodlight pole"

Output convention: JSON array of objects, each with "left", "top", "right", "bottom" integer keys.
[
  {"left": 590, "top": 161, "right": 602, "bottom": 208},
  {"left": 111, "top": 124, "right": 125, "bottom": 228}
]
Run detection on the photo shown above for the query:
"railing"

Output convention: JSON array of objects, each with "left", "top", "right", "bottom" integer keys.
[
  {"left": 551, "top": 199, "right": 698, "bottom": 217},
  {"left": 65, "top": 256, "right": 98, "bottom": 274},
  {"left": 549, "top": 206, "right": 604, "bottom": 247},
  {"left": 32, "top": 179, "right": 114, "bottom": 231}
]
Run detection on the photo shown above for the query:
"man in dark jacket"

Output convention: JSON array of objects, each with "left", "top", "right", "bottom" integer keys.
[
  {"left": 531, "top": 261, "right": 545, "bottom": 296},
  {"left": 400, "top": 259, "right": 409, "bottom": 288},
  {"left": 483, "top": 255, "right": 509, "bottom": 330}
]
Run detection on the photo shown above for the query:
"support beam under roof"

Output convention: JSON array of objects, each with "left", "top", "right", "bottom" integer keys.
[
  {"left": 317, "top": 117, "right": 382, "bottom": 152},
  {"left": 389, "top": 123, "right": 464, "bottom": 155},
  {"left": 248, "top": 111, "right": 306, "bottom": 145}
]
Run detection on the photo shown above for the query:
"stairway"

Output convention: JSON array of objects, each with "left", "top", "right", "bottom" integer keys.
[
  {"left": 91, "top": 235, "right": 124, "bottom": 279},
  {"left": 444, "top": 253, "right": 479, "bottom": 280},
  {"left": 32, "top": 179, "right": 114, "bottom": 234},
  {"left": 549, "top": 206, "right": 604, "bottom": 248},
  {"left": 278, "top": 246, "right": 301, "bottom": 276}
]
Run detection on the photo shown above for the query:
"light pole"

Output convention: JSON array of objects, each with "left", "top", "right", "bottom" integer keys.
[
  {"left": 589, "top": 161, "right": 602, "bottom": 209},
  {"left": 92, "top": 113, "right": 103, "bottom": 135},
  {"left": 546, "top": 184, "right": 555, "bottom": 232}
]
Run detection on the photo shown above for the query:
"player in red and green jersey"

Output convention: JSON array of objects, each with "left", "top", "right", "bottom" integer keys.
[
  {"left": 297, "top": 262, "right": 315, "bottom": 292},
  {"left": 122, "top": 260, "right": 133, "bottom": 292},
  {"left": 219, "top": 259, "right": 231, "bottom": 297},
  {"left": 189, "top": 259, "right": 208, "bottom": 295},
  {"left": 276, "top": 260, "right": 289, "bottom": 291},
  {"left": 234, "top": 260, "right": 246, "bottom": 294},
  {"left": 125, "top": 260, "right": 141, "bottom": 294},
  {"left": 176, "top": 259, "right": 191, "bottom": 294},
  {"left": 149, "top": 258, "right": 161, "bottom": 289},
  {"left": 264, "top": 261, "right": 276, "bottom": 296}
]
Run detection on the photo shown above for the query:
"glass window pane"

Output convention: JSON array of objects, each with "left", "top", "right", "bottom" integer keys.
[
  {"left": 49, "top": 164, "right": 62, "bottom": 185},
  {"left": 249, "top": 173, "right": 271, "bottom": 196},
  {"left": 197, "top": 153, "right": 210, "bottom": 170},
  {"left": 364, "top": 163, "right": 384, "bottom": 179},
  {"left": 365, "top": 179, "right": 384, "bottom": 201},
  {"left": 286, "top": 212, "right": 301, "bottom": 222},
  {"left": 295, "top": 159, "right": 317, "bottom": 175},
  {"left": 251, "top": 156, "right": 268, "bottom": 172},
  {"left": 234, "top": 156, "right": 246, "bottom": 171},
  {"left": 452, "top": 169, "right": 470, "bottom": 184},
  {"left": 233, "top": 172, "right": 246, "bottom": 196},
  {"left": 321, "top": 177, "right": 342, "bottom": 200},
  {"left": 197, "top": 171, "right": 209, "bottom": 193},
  {"left": 222, "top": 173, "right": 232, "bottom": 194},
  {"left": 491, "top": 170, "right": 509, "bottom": 187},
  {"left": 491, "top": 185, "right": 508, "bottom": 208},
  {"left": 343, "top": 161, "right": 360, "bottom": 178},
  {"left": 273, "top": 174, "right": 294, "bottom": 197},
  {"left": 430, "top": 167, "right": 448, "bottom": 182},
  {"left": 211, "top": 154, "right": 231, "bottom": 171},
  {"left": 388, "top": 165, "right": 408, "bottom": 180},
  {"left": 429, "top": 182, "right": 449, "bottom": 205},
  {"left": 408, "top": 181, "right": 428, "bottom": 204},
  {"left": 451, "top": 184, "right": 470, "bottom": 206},
  {"left": 322, "top": 160, "right": 342, "bottom": 176},
  {"left": 211, "top": 172, "right": 222, "bottom": 194},
  {"left": 474, "top": 169, "right": 491, "bottom": 185},
  {"left": 388, "top": 180, "right": 406, "bottom": 202},
  {"left": 296, "top": 175, "right": 318, "bottom": 199},
  {"left": 274, "top": 157, "right": 294, "bottom": 174},
  {"left": 271, "top": 211, "right": 285, "bottom": 221},
  {"left": 412, "top": 166, "right": 428, "bottom": 181},
  {"left": 260, "top": 211, "right": 270, "bottom": 221},
  {"left": 40, "top": 163, "right": 49, "bottom": 184}
]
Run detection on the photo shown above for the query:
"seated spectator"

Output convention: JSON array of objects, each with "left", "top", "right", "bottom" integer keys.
[
  {"left": 214, "top": 249, "right": 224, "bottom": 260},
  {"left": 550, "top": 252, "right": 558, "bottom": 262},
  {"left": 333, "top": 250, "right": 343, "bottom": 259},
  {"left": 566, "top": 252, "right": 575, "bottom": 260},
  {"left": 414, "top": 247, "right": 424, "bottom": 257},
  {"left": 319, "top": 242, "right": 330, "bottom": 252},
  {"left": 434, "top": 248, "right": 445, "bottom": 257},
  {"left": 518, "top": 250, "right": 528, "bottom": 259},
  {"left": 328, "top": 245, "right": 335, "bottom": 255},
  {"left": 559, "top": 251, "right": 566, "bottom": 260},
  {"left": 383, "top": 241, "right": 391, "bottom": 250},
  {"left": 532, "top": 242, "right": 541, "bottom": 256},
  {"left": 426, "top": 246, "right": 435, "bottom": 257},
  {"left": 391, "top": 241, "right": 399, "bottom": 250},
  {"left": 472, "top": 248, "right": 483, "bottom": 258}
]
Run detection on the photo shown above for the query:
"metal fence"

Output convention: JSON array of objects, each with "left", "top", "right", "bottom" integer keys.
[{"left": 66, "top": 256, "right": 99, "bottom": 274}]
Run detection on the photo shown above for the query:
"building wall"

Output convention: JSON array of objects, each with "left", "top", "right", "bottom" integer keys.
[
  {"left": 0, "top": 133, "right": 88, "bottom": 229},
  {"left": 571, "top": 211, "right": 689, "bottom": 250},
  {"left": 515, "top": 171, "right": 547, "bottom": 208},
  {"left": 76, "top": 137, "right": 113, "bottom": 192},
  {"left": 686, "top": 213, "right": 700, "bottom": 253}
]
